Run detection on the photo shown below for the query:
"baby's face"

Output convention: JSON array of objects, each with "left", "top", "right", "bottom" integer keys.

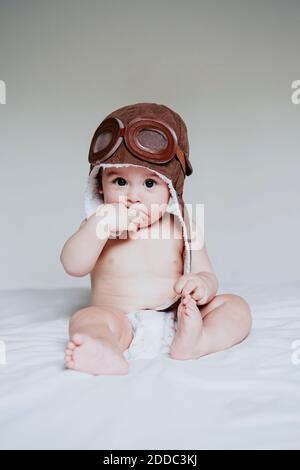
[{"left": 99, "top": 166, "right": 170, "bottom": 226}]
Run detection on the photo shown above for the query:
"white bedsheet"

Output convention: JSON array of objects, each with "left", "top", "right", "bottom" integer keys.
[{"left": 0, "top": 282, "right": 299, "bottom": 450}]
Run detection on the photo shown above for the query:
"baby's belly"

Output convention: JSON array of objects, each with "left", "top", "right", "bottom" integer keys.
[
  {"left": 90, "top": 238, "right": 183, "bottom": 313},
  {"left": 90, "top": 273, "right": 180, "bottom": 313}
]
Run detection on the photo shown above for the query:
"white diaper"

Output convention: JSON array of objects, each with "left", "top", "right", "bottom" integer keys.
[{"left": 123, "top": 309, "right": 177, "bottom": 360}]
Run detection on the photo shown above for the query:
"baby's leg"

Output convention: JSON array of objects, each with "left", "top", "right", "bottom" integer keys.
[
  {"left": 170, "top": 294, "right": 252, "bottom": 360},
  {"left": 64, "top": 306, "right": 134, "bottom": 375}
]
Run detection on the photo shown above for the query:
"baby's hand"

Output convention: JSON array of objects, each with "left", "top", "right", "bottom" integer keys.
[
  {"left": 95, "top": 201, "right": 148, "bottom": 239},
  {"left": 127, "top": 203, "right": 149, "bottom": 228},
  {"left": 174, "top": 273, "right": 209, "bottom": 305}
]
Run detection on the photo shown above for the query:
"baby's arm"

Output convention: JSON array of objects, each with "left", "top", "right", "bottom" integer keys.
[
  {"left": 190, "top": 219, "right": 219, "bottom": 302},
  {"left": 60, "top": 202, "right": 146, "bottom": 277},
  {"left": 60, "top": 212, "right": 110, "bottom": 277},
  {"left": 174, "top": 219, "right": 218, "bottom": 304}
]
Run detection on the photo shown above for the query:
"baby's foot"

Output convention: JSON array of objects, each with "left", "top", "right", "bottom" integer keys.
[
  {"left": 169, "top": 294, "right": 204, "bottom": 360},
  {"left": 64, "top": 333, "right": 129, "bottom": 375}
]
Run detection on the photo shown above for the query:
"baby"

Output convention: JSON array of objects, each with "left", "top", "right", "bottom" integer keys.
[{"left": 60, "top": 102, "right": 251, "bottom": 375}]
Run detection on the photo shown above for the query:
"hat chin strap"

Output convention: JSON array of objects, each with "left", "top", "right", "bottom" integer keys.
[{"left": 84, "top": 162, "right": 191, "bottom": 310}]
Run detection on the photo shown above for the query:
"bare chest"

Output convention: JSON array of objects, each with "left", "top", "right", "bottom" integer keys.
[{"left": 92, "top": 215, "right": 184, "bottom": 278}]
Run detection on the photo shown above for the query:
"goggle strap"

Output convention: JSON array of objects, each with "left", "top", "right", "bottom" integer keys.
[{"left": 175, "top": 145, "right": 187, "bottom": 174}]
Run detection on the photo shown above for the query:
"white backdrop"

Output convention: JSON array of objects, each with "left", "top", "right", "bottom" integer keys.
[{"left": 0, "top": 0, "right": 299, "bottom": 289}]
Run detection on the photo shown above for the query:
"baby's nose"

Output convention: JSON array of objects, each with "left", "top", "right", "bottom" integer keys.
[{"left": 127, "top": 192, "right": 141, "bottom": 204}]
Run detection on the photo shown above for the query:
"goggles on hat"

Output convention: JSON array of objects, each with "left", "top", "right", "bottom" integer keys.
[{"left": 88, "top": 117, "right": 192, "bottom": 176}]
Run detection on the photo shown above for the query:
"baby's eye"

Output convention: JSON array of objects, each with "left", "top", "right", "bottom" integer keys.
[
  {"left": 113, "top": 177, "right": 127, "bottom": 186},
  {"left": 144, "top": 179, "right": 157, "bottom": 188}
]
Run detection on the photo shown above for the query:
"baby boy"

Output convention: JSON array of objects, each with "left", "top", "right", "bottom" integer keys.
[{"left": 60, "top": 103, "right": 251, "bottom": 375}]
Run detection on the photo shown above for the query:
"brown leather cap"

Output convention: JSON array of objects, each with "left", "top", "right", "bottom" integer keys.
[{"left": 88, "top": 102, "right": 193, "bottom": 217}]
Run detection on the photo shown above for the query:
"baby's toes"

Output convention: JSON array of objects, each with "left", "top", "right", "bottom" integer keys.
[
  {"left": 65, "top": 348, "right": 73, "bottom": 358},
  {"left": 177, "top": 301, "right": 186, "bottom": 317},
  {"left": 67, "top": 341, "right": 76, "bottom": 350},
  {"left": 65, "top": 358, "right": 75, "bottom": 369},
  {"left": 187, "top": 302, "right": 201, "bottom": 318},
  {"left": 178, "top": 300, "right": 184, "bottom": 312},
  {"left": 72, "top": 333, "right": 84, "bottom": 346},
  {"left": 64, "top": 353, "right": 72, "bottom": 365},
  {"left": 183, "top": 305, "right": 192, "bottom": 317},
  {"left": 179, "top": 303, "right": 190, "bottom": 317},
  {"left": 187, "top": 298, "right": 195, "bottom": 307}
]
